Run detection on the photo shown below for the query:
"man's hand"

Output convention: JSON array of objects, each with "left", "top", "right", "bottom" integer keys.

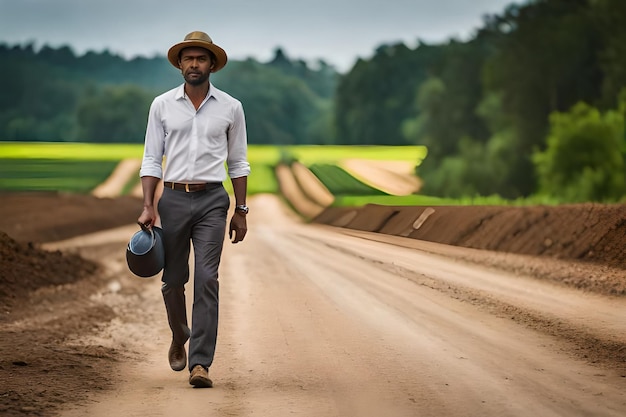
[
  {"left": 229, "top": 212, "right": 247, "bottom": 243},
  {"left": 138, "top": 206, "right": 157, "bottom": 229}
]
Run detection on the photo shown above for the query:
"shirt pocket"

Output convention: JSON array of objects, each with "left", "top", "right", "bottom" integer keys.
[{"left": 199, "top": 115, "right": 230, "bottom": 148}]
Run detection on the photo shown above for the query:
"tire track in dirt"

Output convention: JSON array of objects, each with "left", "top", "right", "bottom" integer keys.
[{"left": 311, "top": 230, "right": 626, "bottom": 374}]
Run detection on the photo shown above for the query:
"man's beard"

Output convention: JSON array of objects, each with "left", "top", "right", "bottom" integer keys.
[{"left": 184, "top": 70, "right": 210, "bottom": 86}]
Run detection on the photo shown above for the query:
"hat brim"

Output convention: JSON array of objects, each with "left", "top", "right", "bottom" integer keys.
[{"left": 167, "top": 41, "right": 227, "bottom": 72}]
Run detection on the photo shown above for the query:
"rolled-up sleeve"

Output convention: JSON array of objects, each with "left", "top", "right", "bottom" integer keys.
[
  {"left": 139, "top": 99, "right": 165, "bottom": 179},
  {"left": 226, "top": 101, "right": 251, "bottom": 179}
]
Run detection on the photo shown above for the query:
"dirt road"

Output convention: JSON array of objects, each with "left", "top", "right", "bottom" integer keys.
[{"left": 32, "top": 194, "right": 623, "bottom": 417}]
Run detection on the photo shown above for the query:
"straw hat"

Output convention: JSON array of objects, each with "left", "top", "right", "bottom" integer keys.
[{"left": 167, "top": 31, "right": 227, "bottom": 72}]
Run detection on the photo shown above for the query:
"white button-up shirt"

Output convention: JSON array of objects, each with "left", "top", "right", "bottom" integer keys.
[{"left": 140, "top": 83, "right": 250, "bottom": 183}]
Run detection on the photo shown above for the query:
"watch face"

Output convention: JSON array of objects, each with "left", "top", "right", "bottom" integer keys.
[{"left": 236, "top": 205, "right": 249, "bottom": 214}]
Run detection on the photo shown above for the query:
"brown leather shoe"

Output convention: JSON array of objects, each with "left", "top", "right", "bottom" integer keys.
[
  {"left": 168, "top": 340, "right": 187, "bottom": 372},
  {"left": 189, "top": 365, "right": 213, "bottom": 388}
]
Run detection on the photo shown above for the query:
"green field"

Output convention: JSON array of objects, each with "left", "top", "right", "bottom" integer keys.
[
  {"left": 0, "top": 159, "right": 119, "bottom": 193},
  {"left": 308, "top": 164, "right": 388, "bottom": 196},
  {"left": 0, "top": 142, "right": 427, "bottom": 199},
  {"left": 0, "top": 142, "right": 555, "bottom": 207}
]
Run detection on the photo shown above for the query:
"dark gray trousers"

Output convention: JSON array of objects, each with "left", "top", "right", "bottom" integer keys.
[{"left": 158, "top": 184, "right": 229, "bottom": 371}]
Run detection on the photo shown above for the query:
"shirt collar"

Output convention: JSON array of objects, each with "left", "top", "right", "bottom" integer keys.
[{"left": 175, "top": 82, "right": 219, "bottom": 102}]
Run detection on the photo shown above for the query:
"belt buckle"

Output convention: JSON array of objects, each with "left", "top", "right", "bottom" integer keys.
[{"left": 185, "top": 183, "right": 190, "bottom": 192}]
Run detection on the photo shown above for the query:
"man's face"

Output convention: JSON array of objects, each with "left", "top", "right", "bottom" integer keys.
[{"left": 179, "top": 47, "right": 213, "bottom": 86}]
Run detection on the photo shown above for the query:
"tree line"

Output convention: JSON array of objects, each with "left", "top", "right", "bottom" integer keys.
[
  {"left": 0, "top": 44, "right": 337, "bottom": 146},
  {"left": 1, "top": 0, "right": 625, "bottom": 202},
  {"left": 335, "top": 0, "right": 625, "bottom": 202}
]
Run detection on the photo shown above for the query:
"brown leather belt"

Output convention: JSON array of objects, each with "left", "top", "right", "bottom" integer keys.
[{"left": 164, "top": 182, "right": 221, "bottom": 192}]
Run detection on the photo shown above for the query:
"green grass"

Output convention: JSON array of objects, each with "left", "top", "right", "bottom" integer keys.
[
  {"left": 335, "top": 194, "right": 562, "bottom": 207},
  {"left": 121, "top": 175, "right": 141, "bottom": 195},
  {"left": 333, "top": 195, "right": 454, "bottom": 207},
  {"left": 224, "top": 162, "right": 278, "bottom": 195},
  {"left": 0, "top": 158, "right": 119, "bottom": 193},
  {"left": 308, "top": 164, "right": 387, "bottom": 196}
]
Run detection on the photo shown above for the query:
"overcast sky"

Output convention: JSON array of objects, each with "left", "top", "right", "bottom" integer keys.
[{"left": 0, "top": 0, "right": 517, "bottom": 72}]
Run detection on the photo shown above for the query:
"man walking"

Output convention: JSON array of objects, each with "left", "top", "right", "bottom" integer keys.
[{"left": 138, "top": 31, "right": 250, "bottom": 388}]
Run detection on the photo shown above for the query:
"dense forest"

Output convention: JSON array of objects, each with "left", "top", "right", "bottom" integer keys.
[
  {"left": 0, "top": 44, "right": 337, "bottom": 146},
  {"left": 1, "top": 0, "right": 625, "bottom": 202}
]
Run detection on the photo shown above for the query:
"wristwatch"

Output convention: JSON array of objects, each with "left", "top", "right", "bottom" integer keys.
[{"left": 235, "top": 204, "right": 249, "bottom": 215}]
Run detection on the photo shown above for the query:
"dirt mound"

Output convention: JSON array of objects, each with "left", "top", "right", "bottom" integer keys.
[
  {"left": 313, "top": 203, "right": 626, "bottom": 297},
  {"left": 0, "top": 192, "right": 141, "bottom": 416},
  {"left": 314, "top": 203, "right": 626, "bottom": 269},
  {"left": 0, "top": 191, "right": 140, "bottom": 310},
  {"left": 0, "top": 232, "right": 99, "bottom": 310}
]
